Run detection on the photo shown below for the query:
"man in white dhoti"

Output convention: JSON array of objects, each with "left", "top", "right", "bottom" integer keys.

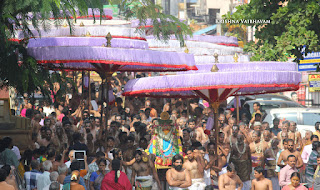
[
  {"left": 183, "top": 147, "right": 206, "bottom": 190},
  {"left": 131, "top": 150, "right": 161, "bottom": 190}
]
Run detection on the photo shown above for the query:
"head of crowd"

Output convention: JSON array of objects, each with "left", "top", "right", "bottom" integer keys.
[{"left": 1, "top": 75, "right": 319, "bottom": 190}]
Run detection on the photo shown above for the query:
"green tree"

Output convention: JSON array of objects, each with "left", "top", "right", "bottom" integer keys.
[
  {"left": 0, "top": 0, "right": 192, "bottom": 100},
  {"left": 223, "top": 0, "right": 320, "bottom": 62}
]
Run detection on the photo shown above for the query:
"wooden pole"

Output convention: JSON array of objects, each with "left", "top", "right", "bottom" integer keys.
[
  {"left": 236, "top": 96, "right": 240, "bottom": 124},
  {"left": 100, "top": 78, "right": 104, "bottom": 128},
  {"left": 187, "top": 99, "right": 190, "bottom": 119},
  {"left": 211, "top": 102, "right": 220, "bottom": 167},
  {"left": 81, "top": 71, "right": 84, "bottom": 97},
  {"left": 88, "top": 71, "right": 91, "bottom": 116},
  {"left": 105, "top": 73, "right": 111, "bottom": 130}
]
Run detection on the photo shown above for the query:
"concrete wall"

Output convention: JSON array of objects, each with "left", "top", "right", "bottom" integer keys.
[
  {"left": 158, "top": 0, "right": 179, "bottom": 16},
  {"left": 207, "top": 0, "right": 232, "bottom": 16},
  {"left": 170, "top": 0, "right": 179, "bottom": 17}
]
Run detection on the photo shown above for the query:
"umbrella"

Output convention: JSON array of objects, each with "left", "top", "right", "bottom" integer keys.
[
  {"left": 26, "top": 30, "right": 197, "bottom": 126},
  {"left": 146, "top": 34, "right": 239, "bottom": 45},
  {"left": 146, "top": 35, "right": 249, "bottom": 62},
  {"left": 27, "top": 37, "right": 197, "bottom": 72},
  {"left": 123, "top": 60, "right": 301, "bottom": 159}
]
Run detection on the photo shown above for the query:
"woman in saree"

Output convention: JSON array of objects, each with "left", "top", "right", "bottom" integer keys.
[
  {"left": 100, "top": 159, "right": 132, "bottom": 190},
  {"left": 89, "top": 159, "right": 108, "bottom": 190}
]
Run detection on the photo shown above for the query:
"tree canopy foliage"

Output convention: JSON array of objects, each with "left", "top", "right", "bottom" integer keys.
[
  {"left": 0, "top": 0, "right": 192, "bottom": 100},
  {"left": 223, "top": 0, "right": 320, "bottom": 62}
]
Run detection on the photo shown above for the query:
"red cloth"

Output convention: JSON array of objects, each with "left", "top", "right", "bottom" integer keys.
[
  {"left": 100, "top": 170, "right": 132, "bottom": 190},
  {"left": 58, "top": 113, "right": 65, "bottom": 122},
  {"left": 204, "top": 129, "right": 211, "bottom": 136}
]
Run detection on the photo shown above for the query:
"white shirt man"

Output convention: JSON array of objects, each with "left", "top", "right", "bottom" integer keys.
[
  {"left": 301, "top": 135, "right": 319, "bottom": 163},
  {"left": 36, "top": 160, "right": 52, "bottom": 190},
  {"left": 65, "top": 150, "right": 75, "bottom": 168},
  {"left": 43, "top": 171, "right": 63, "bottom": 190}
]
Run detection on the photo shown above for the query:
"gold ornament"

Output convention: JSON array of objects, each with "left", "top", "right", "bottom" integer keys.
[
  {"left": 85, "top": 31, "right": 91, "bottom": 37},
  {"left": 233, "top": 53, "right": 239, "bottom": 63},
  {"left": 211, "top": 102, "right": 220, "bottom": 113},
  {"left": 184, "top": 47, "right": 189, "bottom": 54},
  {"left": 254, "top": 141, "right": 263, "bottom": 154},
  {"left": 214, "top": 53, "right": 219, "bottom": 63},
  {"left": 63, "top": 21, "right": 68, "bottom": 27},
  {"left": 160, "top": 112, "right": 170, "bottom": 120},
  {"left": 142, "top": 156, "right": 148, "bottom": 162},
  {"left": 106, "top": 32, "right": 112, "bottom": 47},
  {"left": 211, "top": 64, "right": 219, "bottom": 72}
]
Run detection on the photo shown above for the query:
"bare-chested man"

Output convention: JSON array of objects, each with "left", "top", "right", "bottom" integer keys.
[
  {"left": 264, "top": 138, "right": 280, "bottom": 190},
  {"left": 262, "top": 130, "right": 272, "bottom": 148},
  {"left": 277, "top": 120, "right": 290, "bottom": 140},
  {"left": 275, "top": 139, "right": 289, "bottom": 174},
  {"left": 223, "top": 117, "right": 236, "bottom": 138},
  {"left": 183, "top": 147, "right": 206, "bottom": 189},
  {"left": 261, "top": 122, "right": 270, "bottom": 131},
  {"left": 251, "top": 166, "right": 273, "bottom": 190},
  {"left": 229, "top": 133, "right": 252, "bottom": 189},
  {"left": 166, "top": 154, "right": 192, "bottom": 190},
  {"left": 122, "top": 136, "right": 136, "bottom": 179},
  {"left": 37, "top": 128, "right": 53, "bottom": 147},
  {"left": 250, "top": 122, "right": 262, "bottom": 140},
  {"left": 250, "top": 131, "right": 268, "bottom": 168},
  {"left": 218, "top": 163, "right": 243, "bottom": 190},
  {"left": 194, "top": 125, "right": 208, "bottom": 145},
  {"left": 239, "top": 122, "right": 252, "bottom": 144},
  {"left": 131, "top": 150, "right": 161, "bottom": 190},
  {"left": 217, "top": 132, "right": 230, "bottom": 175},
  {"left": 278, "top": 131, "right": 288, "bottom": 150},
  {"left": 205, "top": 143, "right": 221, "bottom": 185},
  {"left": 277, "top": 139, "right": 303, "bottom": 168},
  {"left": 31, "top": 114, "right": 42, "bottom": 133},
  {"left": 227, "top": 125, "right": 240, "bottom": 149},
  {"left": 218, "top": 114, "right": 226, "bottom": 130},
  {"left": 182, "top": 128, "right": 192, "bottom": 153},
  {"left": 288, "top": 121, "right": 302, "bottom": 151}
]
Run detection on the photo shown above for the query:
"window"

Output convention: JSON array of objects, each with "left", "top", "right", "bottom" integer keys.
[
  {"left": 271, "top": 97, "right": 289, "bottom": 101},
  {"left": 273, "top": 112, "right": 298, "bottom": 123},
  {"left": 208, "top": 9, "right": 220, "bottom": 24},
  {"left": 302, "top": 113, "right": 320, "bottom": 126},
  {"left": 0, "top": 100, "right": 4, "bottom": 117}
]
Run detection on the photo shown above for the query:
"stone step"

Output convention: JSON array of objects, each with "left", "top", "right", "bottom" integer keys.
[{"left": 0, "top": 122, "right": 16, "bottom": 130}]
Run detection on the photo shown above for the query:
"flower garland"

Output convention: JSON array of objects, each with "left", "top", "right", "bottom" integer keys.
[
  {"left": 148, "top": 124, "right": 183, "bottom": 166},
  {"left": 254, "top": 140, "right": 263, "bottom": 154}
]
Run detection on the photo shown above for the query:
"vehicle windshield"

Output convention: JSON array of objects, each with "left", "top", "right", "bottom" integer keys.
[
  {"left": 273, "top": 112, "right": 298, "bottom": 123},
  {"left": 302, "top": 112, "right": 320, "bottom": 125},
  {"left": 247, "top": 101, "right": 302, "bottom": 114}
]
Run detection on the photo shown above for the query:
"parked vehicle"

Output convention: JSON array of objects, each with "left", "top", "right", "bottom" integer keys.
[
  {"left": 227, "top": 94, "right": 294, "bottom": 109},
  {"left": 243, "top": 100, "right": 304, "bottom": 115},
  {"left": 263, "top": 108, "right": 320, "bottom": 136}
]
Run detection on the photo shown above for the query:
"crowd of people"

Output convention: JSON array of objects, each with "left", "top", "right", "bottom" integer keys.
[{"left": 0, "top": 73, "right": 319, "bottom": 190}]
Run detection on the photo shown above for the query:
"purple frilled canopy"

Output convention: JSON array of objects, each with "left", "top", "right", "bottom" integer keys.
[
  {"left": 28, "top": 37, "right": 149, "bottom": 49},
  {"left": 20, "top": 8, "right": 113, "bottom": 20},
  {"left": 26, "top": 36, "right": 197, "bottom": 72},
  {"left": 146, "top": 35, "right": 239, "bottom": 46},
  {"left": 123, "top": 62, "right": 301, "bottom": 102},
  {"left": 14, "top": 26, "right": 146, "bottom": 41}
]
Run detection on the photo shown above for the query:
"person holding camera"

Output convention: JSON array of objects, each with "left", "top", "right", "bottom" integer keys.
[{"left": 63, "top": 160, "right": 87, "bottom": 189}]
